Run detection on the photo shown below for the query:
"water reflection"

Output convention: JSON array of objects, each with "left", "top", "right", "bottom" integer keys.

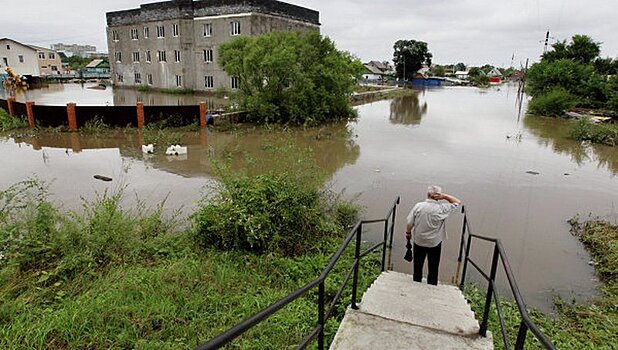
[
  {"left": 389, "top": 92, "right": 428, "bottom": 126},
  {"left": 13, "top": 123, "right": 360, "bottom": 180},
  {"left": 524, "top": 115, "right": 618, "bottom": 175}
]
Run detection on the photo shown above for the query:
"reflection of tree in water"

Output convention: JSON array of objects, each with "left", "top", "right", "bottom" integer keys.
[
  {"left": 389, "top": 93, "right": 428, "bottom": 126},
  {"left": 524, "top": 115, "right": 618, "bottom": 175}
]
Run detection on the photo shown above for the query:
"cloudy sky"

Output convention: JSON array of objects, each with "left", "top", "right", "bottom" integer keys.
[{"left": 2, "top": 0, "right": 616, "bottom": 67}]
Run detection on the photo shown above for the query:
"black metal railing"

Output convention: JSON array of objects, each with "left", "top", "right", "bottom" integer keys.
[
  {"left": 196, "top": 197, "right": 400, "bottom": 350},
  {"left": 456, "top": 206, "right": 556, "bottom": 350}
]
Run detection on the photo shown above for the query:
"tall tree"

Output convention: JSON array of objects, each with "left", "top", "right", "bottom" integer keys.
[
  {"left": 219, "top": 31, "right": 364, "bottom": 124},
  {"left": 541, "top": 34, "right": 600, "bottom": 64},
  {"left": 393, "top": 40, "right": 432, "bottom": 81}
]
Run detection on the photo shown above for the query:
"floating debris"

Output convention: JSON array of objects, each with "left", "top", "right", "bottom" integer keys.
[
  {"left": 142, "top": 144, "right": 154, "bottom": 154},
  {"left": 525, "top": 170, "right": 540, "bottom": 175},
  {"left": 165, "top": 145, "right": 188, "bottom": 156},
  {"left": 93, "top": 175, "right": 112, "bottom": 182}
]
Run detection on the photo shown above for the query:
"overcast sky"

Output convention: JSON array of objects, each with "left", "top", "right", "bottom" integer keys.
[{"left": 2, "top": 0, "right": 616, "bottom": 67}]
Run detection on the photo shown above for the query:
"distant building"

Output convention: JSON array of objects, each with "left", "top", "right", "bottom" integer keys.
[
  {"left": 84, "top": 59, "right": 111, "bottom": 74},
  {"left": 106, "top": 0, "right": 320, "bottom": 91},
  {"left": 0, "top": 38, "right": 62, "bottom": 77},
  {"left": 455, "top": 71, "right": 469, "bottom": 79},
  {"left": 51, "top": 43, "right": 98, "bottom": 58},
  {"left": 362, "top": 63, "right": 383, "bottom": 81}
]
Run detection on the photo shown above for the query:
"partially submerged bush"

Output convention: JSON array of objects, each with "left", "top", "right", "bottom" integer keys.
[
  {"left": 0, "top": 108, "right": 28, "bottom": 131},
  {"left": 569, "top": 118, "right": 618, "bottom": 146},
  {"left": 527, "top": 89, "right": 576, "bottom": 117}
]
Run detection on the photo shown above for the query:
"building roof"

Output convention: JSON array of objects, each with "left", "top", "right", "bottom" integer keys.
[
  {"left": 86, "top": 59, "right": 104, "bottom": 68},
  {"left": 455, "top": 71, "right": 469, "bottom": 75},
  {"left": 368, "top": 60, "right": 388, "bottom": 71},
  {"left": 364, "top": 64, "right": 383, "bottom": 75},
  {"left": 0, "top": 38, "right": 37, "bottom": 52},
  {"left": 107, "top": 0, "right": 320, "bottom": 26},
  {"left": 26, "top": 44, "right": 55, "bottom": 52}
]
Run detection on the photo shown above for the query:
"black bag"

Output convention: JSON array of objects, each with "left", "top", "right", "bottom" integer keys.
[{"left": 404, "top": 238, "right": 413, "bottom": 262}]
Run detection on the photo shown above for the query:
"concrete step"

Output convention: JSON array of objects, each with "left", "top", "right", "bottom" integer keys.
[
  {"left": 330, "top": 308, "right": 493, "bottom": 350},
  {"left": 330, "top": 271, "right": 492, "bottom": 350}
]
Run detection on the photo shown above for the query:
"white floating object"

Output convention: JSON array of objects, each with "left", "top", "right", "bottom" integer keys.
[
  {"left": 165, "top": 144, "right": 187, "bottom": 156},
  {"left": 142, "top": 144, "right": 154, "bottom": 154}
]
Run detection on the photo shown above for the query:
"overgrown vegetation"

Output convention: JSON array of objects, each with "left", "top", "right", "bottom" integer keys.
[
  {"left": 526, "top": 34, "right": 618, "bottom": 116},
  {"left": 0, "top": 108, "right": 28, "bottom": 131},
  {"left": 0, "top": 139, "right": 374, "bottom": 349},
  {"left": 466, "top": 217, "right": 618, "bottom": 349},
  {"left": 569, "top": 118, "right": 618, "bottom": 146},
  {"left": 219, "top": 31, "right": 364, "bottom": 125},
  {"left": 527, "top": 89, "right": 576, "bottom": 117}
]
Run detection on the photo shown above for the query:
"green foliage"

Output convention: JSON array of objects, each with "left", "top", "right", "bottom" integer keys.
[
  {"left": 542, "top": 35, "right": 601, "bottom": 65},
  {"left": 192, "top": 141, "right": 359, "bottom": 256},
  {"left": 81, "top": 116, "right": 110, "bottom": 133},
  {"left": 159, "top": 88, "right": 195, "bottom": 95},
  {"left": 219, "top": 31, "right": 363, "bottom": 125},
  {"left": 433, "top": 65, "right": 446, "bottom": 77},
  {"left": 393, "top": 39, "right": 432, "bottom": 81},
  {"left": 470, "top": 74, "right": 490, "bottom": 87},
  {"left": 468, "top": 67, "right": 484, "bottom": 77},
  {"left": 454, "top": 62, "right": 466, "bottom": 72},
  {"left": 142, "top": 124, "right": 184, "bottom": 146},
  {"left": 0, "top": 108, "right": 28, "bottom": 131},
  {"left": 64, "top": 56, "right": 91, "bottom": 70},
  {"left": 527, "top": 89, "right": 576, "bottom": 117},
  {"left": 569, "top": 118, "right": 618, "bottom": 147}
]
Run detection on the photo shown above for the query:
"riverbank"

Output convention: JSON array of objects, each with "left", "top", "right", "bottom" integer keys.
[{"left": 466, "top": 217, "right": 618, "bottom": 349}]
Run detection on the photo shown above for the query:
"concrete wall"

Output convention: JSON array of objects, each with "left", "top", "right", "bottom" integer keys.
[
  {"left": 0, "top": 39, "right": 40, "bottom": 77},
  {"left": 106, "top": 0, "right": 319, "bottom": 91}
]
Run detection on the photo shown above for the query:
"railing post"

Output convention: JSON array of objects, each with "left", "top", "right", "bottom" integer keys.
[
  {"left": 459, "top": 233, "right": 472, "bottom": 289},
  {"left": 199, "top": 101, "right": 208, "bottom": 127},
  {"left": 480, "top": 245, "right": 500, "bottom": 337},
  {"left": 515, "top": 320, "right": 528, "bottom": 350},
  {"left": 351, "top": 224, "right": 362, "bottom": 310},
  {"left": 381, "top": 219, "right": 388, "bottom": 271},
  {"left": 318, "top": 281, "right": 325, "bottom": 350},
  {"left": 387, "top": 199, "right": 398, "bottom": 270},
  {"left": 26, "top": 101, "right": 35, "bottom": 129},
  {"left": 7, "top": 96, "right": 16, "bottom": 116},
  {"left": 136, "top": 102, "right": 145, "bottom": 129},
  {"left": 458, "top": 207, "right": 467, "bottom": 262},
  {"left": 67, "top": 102, "right": 77, "bottom": 131}
]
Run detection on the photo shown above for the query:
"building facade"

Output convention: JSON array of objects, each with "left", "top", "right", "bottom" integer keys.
[
  {"left": 106, "top": 0, "right": 320, "bottom": 91},
  {"left": 0, "top": 38, "right": 62, "bottom": 77},
  {"left": 51, "top": 43, "right": 98, "bottom": 58}
]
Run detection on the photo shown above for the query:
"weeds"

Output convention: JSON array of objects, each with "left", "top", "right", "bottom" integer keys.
[
  {"left": 0, "top": 108, "right": 29, "bottom": 131},
  {"left": 569, "top": 118, "right": 618, "bottom": 146}
]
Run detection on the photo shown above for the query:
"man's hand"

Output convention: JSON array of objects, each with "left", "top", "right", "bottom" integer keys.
[{"left": 405, "top": 231, "right": 411, "bottom": 240}]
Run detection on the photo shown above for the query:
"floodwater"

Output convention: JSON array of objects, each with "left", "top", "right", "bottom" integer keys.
[
  {"left": 1, "top": 82, "right": 230, "bottom": 108},
  {"left": 2, "top": 83, "right": 617, "bottom": 312}
]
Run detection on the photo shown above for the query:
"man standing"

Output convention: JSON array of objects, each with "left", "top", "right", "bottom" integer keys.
[{"left": 405, "top": 185, "right": 461, "bottom": 285}]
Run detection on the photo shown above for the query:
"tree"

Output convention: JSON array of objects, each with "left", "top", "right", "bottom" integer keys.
[
  {"left": 393, "top": 40, "right": 432, "bottom": 81},
  {"left": 219, "top": 31, "right": 364, "bottom": 124},
  {"left": 433, "top": 65, "right": 446, "bottom": 77},
  {"left": 454, "top": 62, "right": 466, "bottom": 72},
  {"left": 541, "top": 35, "right": 600, "bottom": 64}
]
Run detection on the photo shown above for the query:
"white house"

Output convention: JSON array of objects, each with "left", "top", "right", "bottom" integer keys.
[
  {"left": 455, "top": 71, "right": 469, "bottom": 79},
  {"left": 0, "top": 38, "right": 40, "bottom": 77}
]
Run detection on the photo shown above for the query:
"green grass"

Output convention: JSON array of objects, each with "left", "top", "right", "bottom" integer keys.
[
  {"left": 569, "top": 118, "right": 618, "bottom": 146},
  {"left": 465, "top": 218, "right": 618, "bottom": 349},
  {"left": 0, "top": 107, "right": 28, "bottom": 131}
]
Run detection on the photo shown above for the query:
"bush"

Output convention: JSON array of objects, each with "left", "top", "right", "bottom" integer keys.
[
  {"left": 569, "top": 118, "right": 618, "bottom": 146},
  {"left": 527, "top": 89, "right": 576, "bottom": 117},
  {"left": 0, "top": 108, "right": 28, "bottom": 131}
]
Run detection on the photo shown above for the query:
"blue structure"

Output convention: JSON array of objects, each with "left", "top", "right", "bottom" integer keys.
[{"left": 411, "top": 77, "right": 443, "bottom": 87}]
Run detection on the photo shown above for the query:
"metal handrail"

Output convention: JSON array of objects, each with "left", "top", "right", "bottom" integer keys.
[
  {"left": 457, "top": 206, "right": 556, "bottom": 350},
  {"left": 196, "top": 196, "right": 400, "bottom": 350}
]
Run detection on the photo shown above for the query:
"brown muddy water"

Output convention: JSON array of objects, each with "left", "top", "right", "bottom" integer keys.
[{"left": 2, "top": 83, "right": 618, "bottom": 313}]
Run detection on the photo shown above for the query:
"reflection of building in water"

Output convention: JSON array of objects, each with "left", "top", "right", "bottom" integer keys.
[{"left": 389, "top": 93, "right": 428, "bottom": 126}]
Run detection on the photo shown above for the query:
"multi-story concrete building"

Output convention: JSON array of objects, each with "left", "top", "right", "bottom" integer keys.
[
  {"left": 0, "top": 38, "right": 62, "bottom": 77},
  {"left": 51, "top": 43, "right": 98, "bottom": 58},
  {"left": 106, "top": 0, "right": 319, "bottom": 91}
]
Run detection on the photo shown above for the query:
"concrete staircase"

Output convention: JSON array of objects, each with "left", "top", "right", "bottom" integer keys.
[{"left": 329, "top": 271, "right": 493, "bottom": 350}]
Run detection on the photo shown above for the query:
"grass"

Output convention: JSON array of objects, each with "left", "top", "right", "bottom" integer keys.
[
  {"left": 465, "top": 217, "right": 618, "bottom": 349},
  {"left": 0, "top": 140, "right": 374, "bottom": 349},
  {"left": 0, "top": 108, "right": 29, "bottom": 131}
]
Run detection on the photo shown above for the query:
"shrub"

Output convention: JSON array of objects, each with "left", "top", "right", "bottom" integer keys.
[
  {"left": 569, "top": 118, "right": 618, "bottom": 146},
  {"left": 0, "top": 108, "right": 28, "bottom": 131},
  {"left": 527, "top": 89, "right": 576, "bottom": 117}
]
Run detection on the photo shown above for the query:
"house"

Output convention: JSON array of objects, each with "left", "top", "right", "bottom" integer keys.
[
  {"left": 455, "top": 71, "right": 469, "bottom": 79},
  {"left": 106, "top": 0, "right": 320, "bottom": 91},
  {"left": 486, "top": 67, "right": 502, "bottom": 83},
  {"left": 84, "top": 59, "right": 111, "bottom": 74},
  {"left": 0, "top": 38, "right": 62, "bottom": 77},
  {"left": 362, "top": 63, "right": 383, "bottom": 81}
]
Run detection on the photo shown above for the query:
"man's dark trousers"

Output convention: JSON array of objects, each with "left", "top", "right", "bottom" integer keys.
[{"left": 413, "top": 242, "right": 442, "bottom": 285}]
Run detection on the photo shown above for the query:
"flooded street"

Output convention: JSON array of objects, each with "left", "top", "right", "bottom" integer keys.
[{"left": 2, "top": 83, "right": 617, "bottom": 312}]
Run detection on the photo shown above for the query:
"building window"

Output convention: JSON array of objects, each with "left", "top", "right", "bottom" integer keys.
[
  {"left": 174, "top": 50, "right": 181, "bottom": 62},
  {"left": 203, "top": 49, "right": 213, "bottom": 63},
  {"left": 203, "top": 23, "right": 212, "bottom": 37},
  {"left": 205, "top": 76, "right": 214, "bottom": 89},
  {"left": 144, "top": 26, "right": 150, "bottom": 39},
  {"left": 51, "top": 65, "right": 58, "bottom": 71},
  {"left": 145, "top": 50, "right": 151, "bottom": 63},
  {"left": 18, "top": 55, "right": 24, "bottom": 63},
  {"left": 117, "top": 73, "right": 124, "bottom": 83},
  {"left": 156, "top": 25, "right": 165, "bottom": 38},
  {"left": 132, "top": 52, "right": 140, "bottom": 62},
  {"left": 48, "top": 53, "right": 56, "bottom": 59},
  {"left": 172, "top": 24, "right": 179, "bottom": 37},
  {"left": 38, "top": 52, "right": 45, "bottom": 59},
  {"left": 131, "top": 28, "right": 139, "bottom": 40},
  {"left": 112, "top": 30, "right": 119, "bottom": 41},
  {"left": 2, "top": 58, "right": 8, "bottom": 66},
  {"left": 230, "top": 21, "right": 241, "bottom": 36},
  {"left": 6, "top": 45, "right": 10, "bottom": 50},
  {"left": 231, "top": 76, "right": 240, "bottom": 89},
  {"left": 176, "top": 75, "right": 182, "bottom": 87},
  {"left": 147, "top": 74, "right": 153, "bottom": 85},
  {"left": 135, "top": 73, "right": 142, "bottom": 84},
  {"left": 115, "top": 52, "right": 122, "bottom": 62},
  {"left": 158, "top": 50, "right": 166, "bottom": 62}
]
